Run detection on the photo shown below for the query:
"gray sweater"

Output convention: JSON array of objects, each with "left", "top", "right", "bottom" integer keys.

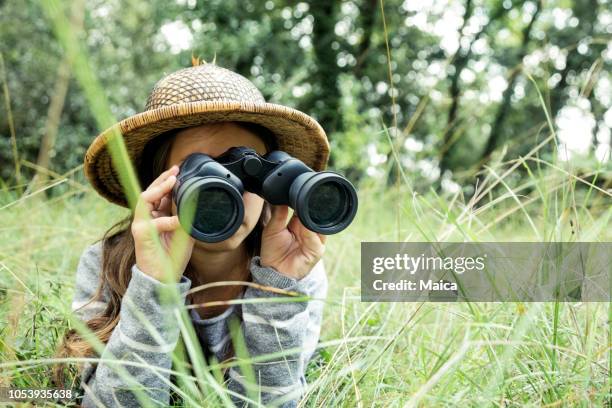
[{"left": 72, "top": 241, "right": 327, "bottom": 407}]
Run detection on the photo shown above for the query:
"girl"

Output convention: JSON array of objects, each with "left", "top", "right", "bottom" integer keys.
[{"left": 57, "top": 62, "right": 331, "bottom": 407}]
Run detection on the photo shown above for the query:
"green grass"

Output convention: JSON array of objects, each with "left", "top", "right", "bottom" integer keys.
[
  {"left": 1, "top": 2, "right": 610, "bottom": 406},
  {"left": 0, "top": 163, "right": 610, "bottom": 406}
]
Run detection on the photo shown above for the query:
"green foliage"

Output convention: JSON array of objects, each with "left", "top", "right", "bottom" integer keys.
[{"left": 2, "top": 0, "right": 610, "bottom": 192}]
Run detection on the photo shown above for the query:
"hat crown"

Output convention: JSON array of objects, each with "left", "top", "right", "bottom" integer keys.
[{"left": 144, "top": 64, "right": 265, "bottom": 111}]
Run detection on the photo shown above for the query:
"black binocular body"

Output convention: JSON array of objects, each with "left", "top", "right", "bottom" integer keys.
[{"left": 172, "top": 147, "right": 358, "bottom": 242}]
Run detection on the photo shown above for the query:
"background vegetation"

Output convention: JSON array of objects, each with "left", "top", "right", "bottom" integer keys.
[{"left": 0, "top": 0, "right": 610, "bottom": 406}]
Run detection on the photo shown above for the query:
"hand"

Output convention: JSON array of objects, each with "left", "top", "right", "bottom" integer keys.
[
  {"left": 260, "top": 205, "right": 326, "bottom": 280},
  {"left": 131, "top": 165, "right": 195, "bottom": 282}
]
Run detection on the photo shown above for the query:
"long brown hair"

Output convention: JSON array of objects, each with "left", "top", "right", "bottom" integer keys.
[{"left": 54, "top": 122, "right": 277, "bottom": 383}]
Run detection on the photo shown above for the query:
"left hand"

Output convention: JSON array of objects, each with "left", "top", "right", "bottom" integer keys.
[{"left": 260, "top": 205, "right": 326, "bottom": 280}]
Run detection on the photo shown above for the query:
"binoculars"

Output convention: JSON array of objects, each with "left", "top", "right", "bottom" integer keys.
[{"left": 172, "top": 147, "right": 358, "bottom": 242}]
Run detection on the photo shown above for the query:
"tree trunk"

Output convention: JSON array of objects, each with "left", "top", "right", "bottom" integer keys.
[
  {"left": 548, "top": 0, "right": 601, "bottom": 118},
  {"left": 309, "top": 0, "right": 342, "bottom": 137},
  {"left": 30, "top": 0, "right": 85, "bottom": 190},
  {"left": 479, "top": 1, "right": 542, "bottom": 166},
  {"left": 439, "top": 0, "right": 511, "bottom": 175},
  {"left": 438, "top": 0, "right": 473, "bottom": 176},
  {"left": 354, "top": 0, "right": 378, "bottom": 78}
]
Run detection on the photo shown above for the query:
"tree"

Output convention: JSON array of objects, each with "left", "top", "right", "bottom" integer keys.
[
  {"left": 479, "top": 0, "right": 542, "bottom": 168},
  {"left": 30, "top": 0, "right": 85, "bottom": 191},
  {"left": 439, "top": 0, "right": 513, "bottom": 176}
]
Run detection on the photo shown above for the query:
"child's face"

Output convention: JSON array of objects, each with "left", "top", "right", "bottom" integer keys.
[{"left": 166, "top": 122, "right": 268, "bottom": 251}]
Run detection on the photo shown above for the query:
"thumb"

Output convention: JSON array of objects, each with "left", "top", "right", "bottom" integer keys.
[
  {"left": 153, "top": 215, "right": 181, "bottom": 232},
  {"left": 264, "top": 205, "right": 289, "bottom": 235}
]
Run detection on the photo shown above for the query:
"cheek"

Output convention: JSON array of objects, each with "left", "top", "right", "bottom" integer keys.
[{"left": 242, "top": 193, "right": 264, "bottom": 225}]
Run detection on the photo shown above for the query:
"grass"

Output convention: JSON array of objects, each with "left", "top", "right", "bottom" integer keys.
[
  {"left": 1, "top": 1, "right": 610, "bottom": 406},
  {"left": 0, "top": 160, "right": 610, "bottom": 406}
]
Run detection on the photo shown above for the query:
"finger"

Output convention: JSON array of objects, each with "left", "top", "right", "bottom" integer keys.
[
  {"left": 149, "top": 165, "right": 178, "bottom": 192},
  {"left": 152, "top": 215, "right": 181, "bottom": 232},
  {"left": 264, "top": 205, "right": 290, "bottom": 235},
  {"left": 150, "top": 165, "right": 179, "bottom": 188},
  {"left": 151, "top": 207, "right": 170, "bottom": 219},
  {"left": 157, "top": 196, "right": 172, "bottom": 215},
  {"left": 287, "top": 213, "right": 306, "bottom": 235},
  {"left": 301, "top": 227, "right": 326, "bottom": 256},
  {"left": 288, "top": 215, "right": 327, "bottom": 247},
  {"left": 287, "top": 212, "right": 301, "bottom": 233},
  {"left": 168, "top": 224, "right": 195, "bottom": 255},
  {"left": 152, "top": 194, "right": 171, "bottom": 216},
  {"left": 141, "top": 175, "right": 177, "bottom": 205},
  {"left": 134, "top": 193, "right": 152, "bottom": 219}
]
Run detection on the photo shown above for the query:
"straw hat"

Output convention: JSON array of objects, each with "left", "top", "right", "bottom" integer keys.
[{"left": 84, "top": 62, "right": 330, "bottom": 207}]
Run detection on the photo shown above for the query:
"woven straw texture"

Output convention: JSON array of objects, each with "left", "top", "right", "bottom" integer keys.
[{"left": 84, "top": 64, "right": 330, "bottom": 207}]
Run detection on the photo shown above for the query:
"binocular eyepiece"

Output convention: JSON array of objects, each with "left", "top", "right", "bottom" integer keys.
[{"left": 172, "top": 147, "right": 358, "bottom": 242}]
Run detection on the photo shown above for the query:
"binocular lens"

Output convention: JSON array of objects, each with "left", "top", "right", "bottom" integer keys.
[
  {"left": 307, "top": 181, "right": 349, "bottom": 228},
  {"left": 290, "top": 172, "right": 358, "bottom": 234},
  {"left": 193, "top": 187, "right": 236, "bottom": 234},
  {"left": 177, "top": 178, "right": 244, "bottom": 242}
]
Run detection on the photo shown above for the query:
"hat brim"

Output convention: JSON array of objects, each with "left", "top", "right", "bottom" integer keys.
[{"left": 84, "top": 101, "right": 330, "bottom": 207}]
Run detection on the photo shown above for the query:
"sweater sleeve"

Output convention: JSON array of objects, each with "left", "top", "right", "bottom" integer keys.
[
  {"left": 71, "top": 241, "right": 109, "bottom": 321},
  {"left": 226, "top": 256, "right": 328, "bottom": 408},
  {"left": 72, "top": 242, "right": 191, "bottom": 408}
]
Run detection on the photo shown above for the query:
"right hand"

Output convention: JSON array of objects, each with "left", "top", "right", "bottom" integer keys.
[{"left": 131, "top": 165, "right": 195, "bottom": 282}]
